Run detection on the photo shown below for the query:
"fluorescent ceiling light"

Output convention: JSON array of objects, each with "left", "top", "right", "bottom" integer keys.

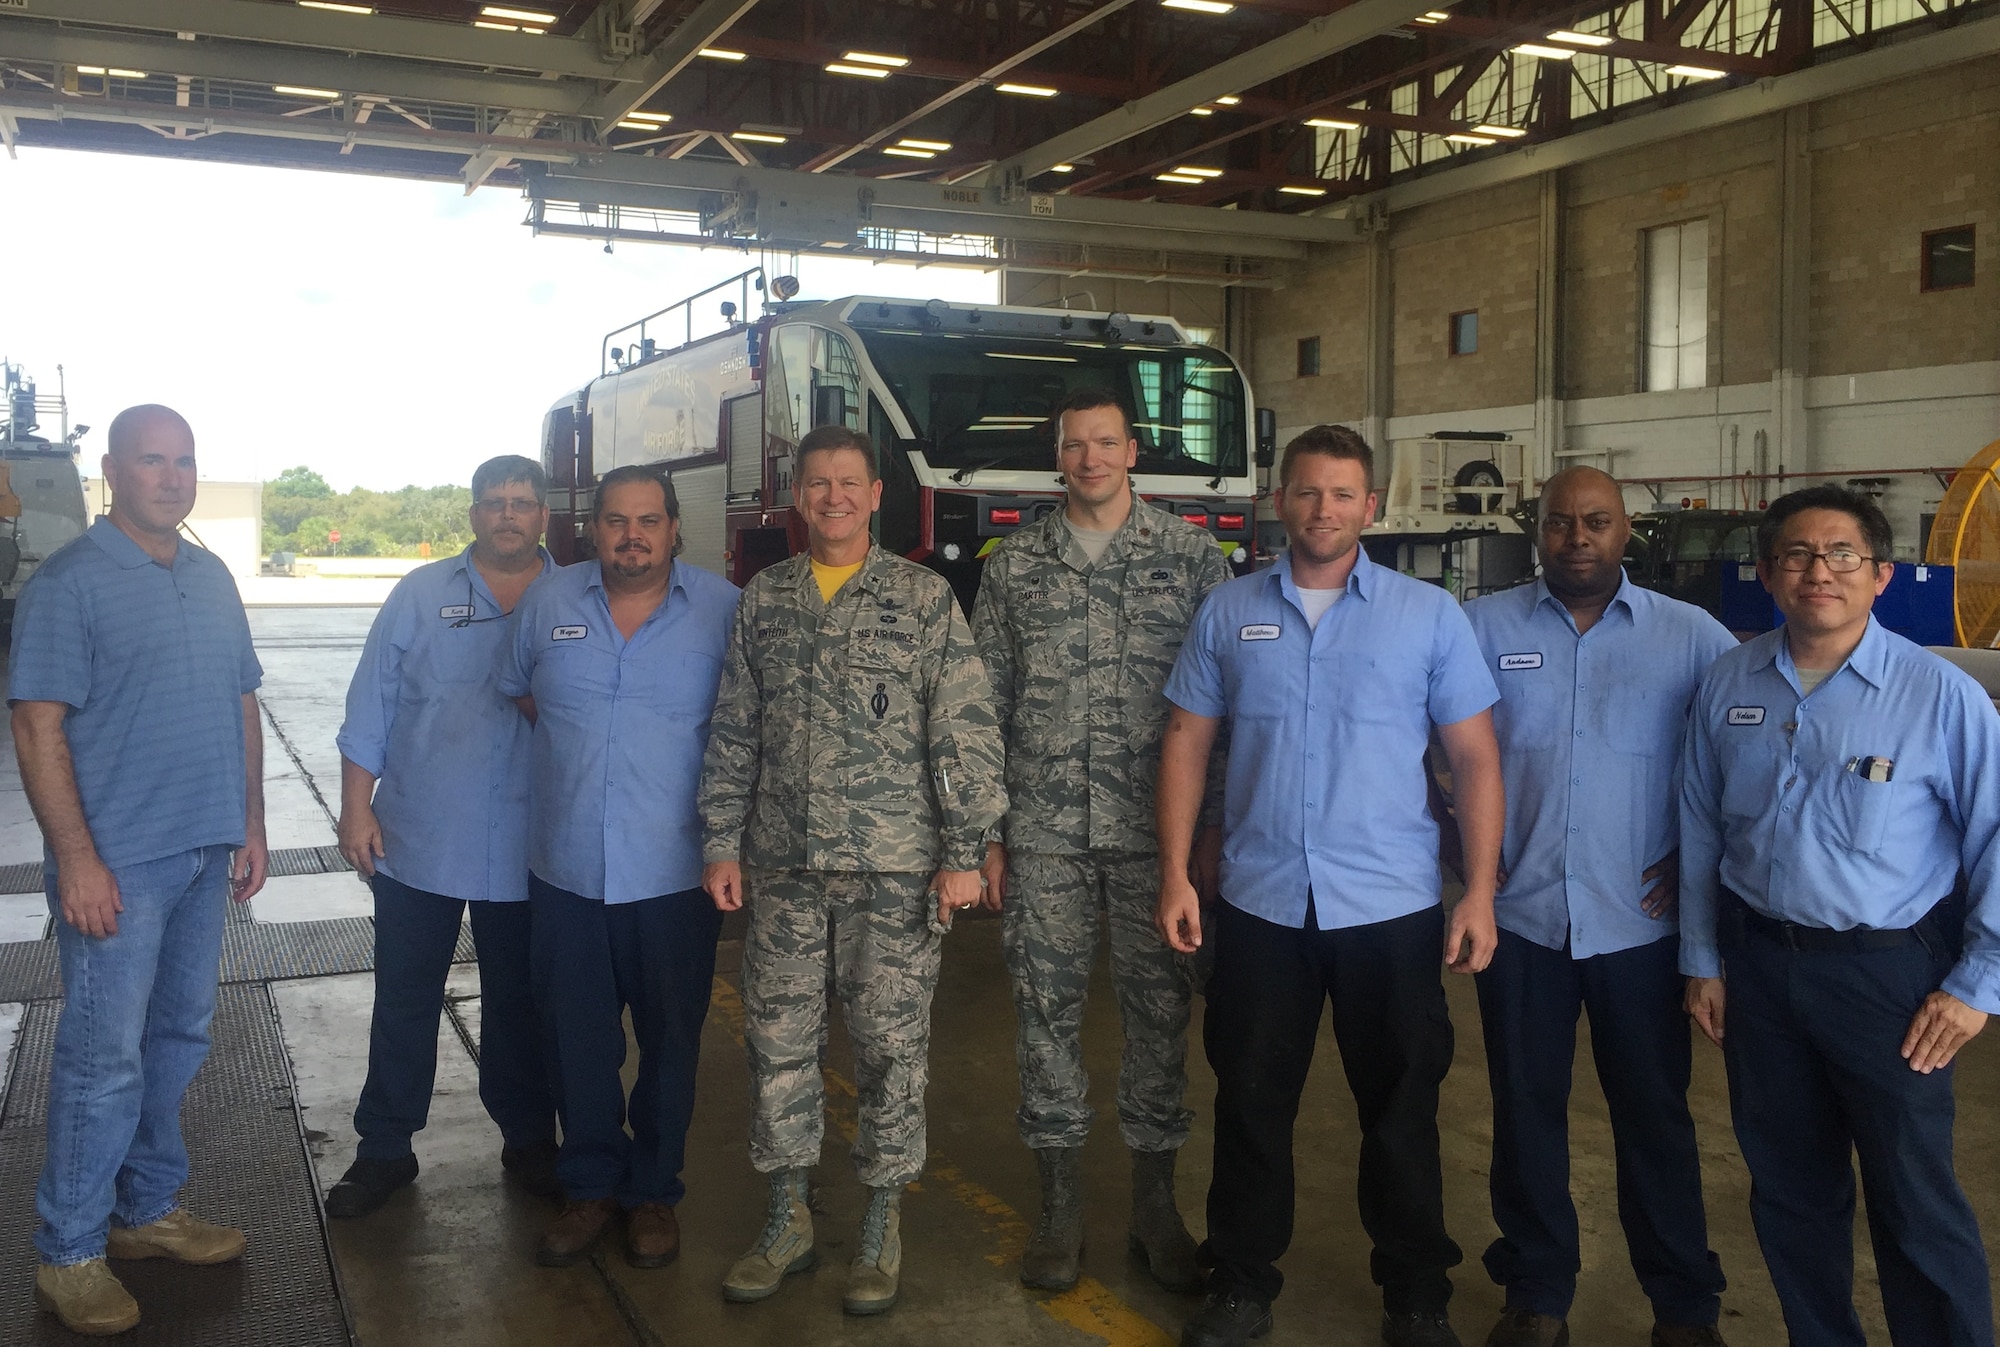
[
  {"left": 826, "top": 62, "right": 891, "bottom": 78},
  {"left": 1188, "top": 107, "right": 1213, "bottom": 116},
  {"left": 1173, "top": 166, "right": 1223, "bottom": 178},
  {"left": 624, "top": 111, "right": 672, "bottom": 123},
  {"left": 616, "top": 119, "right": 662, "bottom": 130},
  {"left": 898, "top": 138, "right": 951, "bottom": 151},
  {"left": 1305, "top": 117, "right": 1359, "bottom": 129},
  {"left": 299, "top": 1, "right": 374, "bottom": 12},
  {"left": 734, "top": 131, "right": 787, "bottom": 144},
  {"left": 986, "top": 353, "right": 1078, "bottom": 363},
  {"left": 274, "top": 84, "right": 342, "bottom": 98},
  {"left": 1512, "top": 43, "right": 1576, "bottom": 59},
  {"left": 1278, "top": 185, "right": 1328, "bottom": 196},
  {"left": 1214, "top": 95, "right": 1241, "bottom": 105},
  {"left": 882, "top": 146, "right": 935, "bottom": 158},
  {"left": 1547, "top": 29, "right": 1614, "bottom": 46},
  {"left": 842, "top": 51, "right": 909, "bottom": 67},
  {"left": 997, "top": 82, "right": 1058, "bottom": 97},
  {"left": 76, "top": 65, "right": 106, "bottom": 73},
  {"left": 1050, "top": 163, "right": 1075, "bottom": 172},
  {"left": 1472, "top": 123, "right": 1528, "bottom": 138},
  {"left": 1412, "top": 14, "right": 1442, "bottom": 23},
  {"left": 1445, "top": 132, "right": 1496, "bottom": 145},
  {"left": 1425, "top": 9, "right": 1452, "bottom": 16},
  {"left": 480, "top": 5, "right": 555, "bottom": 21},
  {"left": 699, "top": 47, "right": 746, "bottom": 60},
  {"left": 107, "top": 68, "right": 148, "bottom": 78},
  {"left": 1666, "top": 64, "right": 1728, "bottom": 79},
  {"left": 474, "top": 20, "right": 519, "bottom": 29},
  {"left": 1162, "top": 0, "right": 1236, "bottom": 12},
  {"left": 1156, "top": 173, "right": 1205, "bottom": 184}
]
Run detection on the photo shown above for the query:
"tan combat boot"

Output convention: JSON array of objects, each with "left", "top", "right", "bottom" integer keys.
[
  {"left": 722, "top": 1169, "right": 816, "bottom": 1303},
  {"left": 105, "top": 1209, "right": 245, "bottom": 1265},
  {"left": 843, "top": 1185, "right": 902, "bottom": 1316},
  {"left": 35, "top": 1259, "right": 141, "bottom": 1336}
]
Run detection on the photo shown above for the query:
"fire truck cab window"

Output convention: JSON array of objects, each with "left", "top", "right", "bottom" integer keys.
[{"left": 769, "top": 325, "right": 864, "bottom": 446}]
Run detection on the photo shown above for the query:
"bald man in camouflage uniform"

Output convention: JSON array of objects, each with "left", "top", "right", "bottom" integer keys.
[
  {"left": 972, "top": 387, "right": 1230, "bottom": 1295},
  {"left": 700, "top": 425, "right": 1006, "bottom": 1318}
]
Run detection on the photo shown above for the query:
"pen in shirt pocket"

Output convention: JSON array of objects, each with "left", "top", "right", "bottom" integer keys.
[{"left": 1845, "top": 756, "right": 1895, "bottom": 783}]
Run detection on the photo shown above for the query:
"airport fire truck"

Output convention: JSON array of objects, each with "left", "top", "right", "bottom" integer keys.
[{"left": 540, "top": 270, "right": 1270, "bottom": 605}]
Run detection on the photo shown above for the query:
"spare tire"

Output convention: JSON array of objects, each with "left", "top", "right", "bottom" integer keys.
[{"left": 1453, "top": 459, "right": 1504, "bottom": 515}]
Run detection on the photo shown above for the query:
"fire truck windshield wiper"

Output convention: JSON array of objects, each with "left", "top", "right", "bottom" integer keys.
[{"left": 949, "top": 455, "right": 1013, "bottom": 484}]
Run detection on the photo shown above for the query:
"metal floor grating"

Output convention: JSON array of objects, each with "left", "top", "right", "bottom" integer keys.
[
  {"left": 0, "top": 984, "right": 351, "bottom": 1347},
  {"left": 0, "top": 846, "right": 352, "bottom": 897}
]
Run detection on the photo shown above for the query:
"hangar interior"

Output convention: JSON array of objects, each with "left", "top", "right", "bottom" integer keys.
[{"left": 0, "top": 0, "right": 1996, "bottom": 1345}]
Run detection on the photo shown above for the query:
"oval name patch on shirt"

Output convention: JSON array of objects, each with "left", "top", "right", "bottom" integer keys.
[
  {"left": 439, "top": 604, "right": 475, "bottom": 621},
  {"left": 1239, "top": 623, "right": 1281, "bottom": 641},
  {"left": 1727, "top": 705, "right": 1766, "bottom": 726},
  {"left": 552, "top": 624, "right": 588, "bottom": 641},
  {"left": 1498, "top": 652, "right": 1543, "bottom": 670}
]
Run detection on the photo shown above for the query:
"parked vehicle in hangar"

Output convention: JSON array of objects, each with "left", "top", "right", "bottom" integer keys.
[
  {"left": 0, "top": 362, "right": 90, "bottom": 633},
  {"left": 539, "top": 270, "right": 1268, "bottom": 606},
  {"left": 1622, "top": 507, "right": 1760, "bottom": 613}
]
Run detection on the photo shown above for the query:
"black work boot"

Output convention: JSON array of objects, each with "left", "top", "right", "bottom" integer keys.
[
  {"left": 324, "top": 1155, "right": 419, "bottom": 1218},
  {"left": 1182, "top": 1288, "right": 1273, "bottom": 1346},
  {"left": 1020, "top": 1145, "right": 1085, "bottom": 1291},
  {"left": 1129, "top": 1147, "right": 1203, "bottom": 1292}
]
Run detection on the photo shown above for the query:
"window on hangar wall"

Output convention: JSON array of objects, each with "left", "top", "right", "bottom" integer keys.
[
  {"left": 1448, "top": 311, "right": 1478, "bottom": 356},
  {"left": 1923, "top": 226, "right": 1975, "bottom": 292},
  {"left": 1297, "top": 336, "right": 1321, "bottom": 377},
  {"left": 1644, "top": 219, "right": 1709, "bottom": 392}
]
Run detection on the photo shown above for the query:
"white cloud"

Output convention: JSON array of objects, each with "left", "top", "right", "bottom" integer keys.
[{"left": 3, "top": 148, "right": 998, "bottom": 491}]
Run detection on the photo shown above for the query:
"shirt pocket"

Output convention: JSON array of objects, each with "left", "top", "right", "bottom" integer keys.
[
  {"left": 1829, "top": 770, "right": 1895, "bottom": 855},
  {"left": 846, "top": 630, "right": 927, "bottom": 803},
  {"left": 1492, "top": 670, "right": 1563, "bottom": 744},
  {"left": 622, "top": 649, "right": 724, "bottom": 717},
  {"left": 413, "top": 625, "right": 503, "bottom": 688}
]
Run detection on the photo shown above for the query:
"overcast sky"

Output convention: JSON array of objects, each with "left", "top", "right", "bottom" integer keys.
[{"left": 3, "top": 148, "right": 998, "bottom": 492}]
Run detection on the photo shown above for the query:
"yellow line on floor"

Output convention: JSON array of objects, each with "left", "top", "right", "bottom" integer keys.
[{"left": 708, "top": 974, "right": 1174, "bottom": 1347}]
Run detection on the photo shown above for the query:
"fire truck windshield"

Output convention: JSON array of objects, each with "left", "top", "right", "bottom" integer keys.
[{"left": 854, "top": 330, "right": 1248, "bottom": 479}]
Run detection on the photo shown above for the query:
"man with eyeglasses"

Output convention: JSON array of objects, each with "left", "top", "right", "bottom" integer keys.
[
  {"left": 1681, "top": 485, "right": 1999, "bottom": 1347},
  {"left": 502, "top": 463, "right": 740, "bottom": 1271},
  {"left": 327, "top": 454, "right": 559, "bottom": 1218}
]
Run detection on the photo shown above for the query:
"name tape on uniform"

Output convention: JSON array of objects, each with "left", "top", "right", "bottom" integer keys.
[
  {"left": 1727, "top": 706, "right": 1766, "bottom": 726},
  {"left": 1498, "top": 652, "right": 1543, "bottom": 671},
  {"left": 552, "top": 624, "right": 588, "bottom": 641},
  {"left": 1239, "top": 623, "right": 1281, "bottom": 641},
  {"left": 439, "top": 604, "right": 474, "bottom": 620}
]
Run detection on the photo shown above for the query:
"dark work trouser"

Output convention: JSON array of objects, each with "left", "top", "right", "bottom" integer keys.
[
  {"left": 1720, "top": 912, "right": 1993, "bottom": 1347},
  {"left": 1203, "top": 896, "right": 1461, "bottom": 1312},
  {"left": 529, "top": 875, "right": 721, "bottom": 1207},
  {"left": 1475, "top": 927, "right": 1724, "bottom": 1326},
  {"left": 354, "top": 873, "right": 556, "bottom": 1161}
]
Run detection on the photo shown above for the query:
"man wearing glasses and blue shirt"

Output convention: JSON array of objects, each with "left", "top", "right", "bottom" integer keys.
[
  {"left": 501, "top": 463, "right": 740, "bottom": 1271},
  {"left": 326, "top": 454, "right": 560, "bottom": 1218},
  {"left": 1681, "top": 485, "right": 1998, "bottom": 1347}
]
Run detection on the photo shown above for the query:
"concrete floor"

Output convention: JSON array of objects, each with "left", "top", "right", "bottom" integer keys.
[{"left": 3, "top": 603, "right": 1997, "bottom": 1346}]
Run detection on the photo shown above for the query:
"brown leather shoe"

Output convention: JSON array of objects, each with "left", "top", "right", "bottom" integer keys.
[
  {"left": 535, "top": 1198, "right": 619, "bottom": 1267},
  {"left": 35, "top": 1260, "right": 140, "bottom": 1336},
  {"left": 626, "top": 1202, "right": 680, "bottom": 1269},
  {"left": 106, "top": 1210, "right": 245, "bottom": 1265}
]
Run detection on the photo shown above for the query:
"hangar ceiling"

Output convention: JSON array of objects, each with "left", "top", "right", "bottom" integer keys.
[{"left": 1, "top": 0, "right": 1994, "bottom": 283}]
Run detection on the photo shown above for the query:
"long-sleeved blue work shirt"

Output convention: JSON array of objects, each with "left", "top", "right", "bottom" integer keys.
[
  {"left": 1679, "top": 618, "right": 2000, "bottom": 1012},
  {"left": 336, "top": 546, "right": 553, "bottom": 903},
  {"left": 498, "top": 558, "right": 740, "bottom": 904},
  {"left": 1464, "top": 576, "right": 1737, "bottom": 958},
  {"left": 1164, "top": 548, "right": 1498, "bottom": 931}
]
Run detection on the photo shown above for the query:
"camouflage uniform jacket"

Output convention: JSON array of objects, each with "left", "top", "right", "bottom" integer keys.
[
  {"left": 971, "top": 494, "right": 1229, "bottom": 856},
  {"left": 700, "top": 544, "right": 1007, "bottom": 875}
]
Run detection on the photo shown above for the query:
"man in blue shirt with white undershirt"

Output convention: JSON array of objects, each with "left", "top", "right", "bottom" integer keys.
[
  {"left": 1682, "top": 485, "right": 1998, "bottom": 1347},
  {"left": 1158, "top": 425, "right": 1505, "bottom": 1347},
  {"left": 500, "top": 463, "right": 740, "bottom": 1272},
  {"left": 325, "top": 455, "right": 560, "bottom": 1218},
  {"left": 1462, "top": 467, "right": 1736, "bottom": 1347}
]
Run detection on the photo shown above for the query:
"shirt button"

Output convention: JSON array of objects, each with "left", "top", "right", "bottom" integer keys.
[
  {"left": 1574, "top": 729, "right": 1583, "bottom": 737},
  {"left": 1572, "top": 776, "right": 1582, "bottom": 785},
  {"left": 1569, "top": 825, "right": 1579, "bottom": 833}
]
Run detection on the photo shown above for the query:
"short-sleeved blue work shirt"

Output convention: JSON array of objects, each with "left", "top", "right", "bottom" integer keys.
[
  {"left": 1679, "top": 619, "right": 2000, "bottom": 1011},
  {"left": 1164, "top": 548, "right": 1498, "bottom": 931},
  {"left": 8, "top": 519, "right": 262, "bottom": 871},
  {"left": 499, "top": 558, "right": 740, "bottom": 904},
  {"left": 1464, "top": 576, "right": 1738, "bottom": 958},
  {"left": 336, "top": 546, "right": 553, "bottom": 903}
]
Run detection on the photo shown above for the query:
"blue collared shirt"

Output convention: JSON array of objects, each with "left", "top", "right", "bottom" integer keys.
[
  {"left": 7, "top": 519, "right": 262, "bottom": 870},
  {"left": 336, "top": 546, "right": 554, "bottom": 903},
  {"left": 498, "top": 558, "right": 740, "bottom": 904},
  {"left": 1465, "top": 576, "right": 1738, "bottom": 958},
  {"left": 1164, "top": 549, "right": 1498, "bottom": 930},
  {"left": 1679, "top": 618, "right": 2000, "bottom": 1011}
]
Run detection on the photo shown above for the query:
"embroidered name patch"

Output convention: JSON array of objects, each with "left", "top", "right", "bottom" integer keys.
[
  {"left": 1239, "top": 624, "right": 1281, "bottom": 641},
  {"left": 552, "top": 624, "right": 588, "bottom": 641},
  {"left": 439, "top": 604, "right": 474, "bottom": 620},
  {"left": 1727, "top": 706, "right": 1766, "bottom": 726},
  {"left": 1498, "top": 652, "right": 1543, "bottom": 671}
]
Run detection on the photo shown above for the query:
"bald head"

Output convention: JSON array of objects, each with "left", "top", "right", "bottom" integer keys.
[
  {"left": 1538, "top": 465, "right": 1630, "bottom": 609},
  {"left": 106, "top": 405, "right": 194, "bottom": 463},
  {"left": 102, "top": 404, "right": 197, "bottom": 546},
  {"left": 1538, "top": 465, "right": 1625, "bottom": 521}
]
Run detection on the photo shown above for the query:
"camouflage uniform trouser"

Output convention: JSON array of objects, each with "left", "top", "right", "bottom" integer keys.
[
  {"left": 1003, "top": 850, "right": 1195, "bottom": 1153},
  {"left": 742, "top": 866, "right": 942, "bottom": 1187}
]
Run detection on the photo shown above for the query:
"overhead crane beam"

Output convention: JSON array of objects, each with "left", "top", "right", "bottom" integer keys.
[{"left": 576, "top": 0, "right": 764, "bottom": 126}]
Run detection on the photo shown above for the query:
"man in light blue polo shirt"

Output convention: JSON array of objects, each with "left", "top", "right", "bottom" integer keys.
[
  {"left": 1462, "top": 467, "right": 1736, "bottom": 1347},
  {"left": 325, "top": 455, "right": 559, "bottom": 1218},
  {"left": 10, "top": 405, "right": 266, "bottom": 1337},
  {"left": 1681, "top": 485, "right": 1998, "bottom": 1347},
  {"left": 499, "top": 462, "right": 740, "bottom": 1272},
  {"left": 1157, "top": 424, "right": 1504, "bottom": 1347}
]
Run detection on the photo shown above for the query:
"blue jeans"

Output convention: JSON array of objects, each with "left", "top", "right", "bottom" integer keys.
[
  {"left": 36, "top": 845, "right": 233, "bottom": 1265},
  {"left": 353, "top": 874, "right": 556, "bottom": 1159}
]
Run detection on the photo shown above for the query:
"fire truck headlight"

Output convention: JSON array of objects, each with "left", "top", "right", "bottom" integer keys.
[
  {"left": 1230, "top": 546, "right": 1248, "bottom": 563},
  {"left": 941, "top": 542, "right": 962, "bottom": 562}
]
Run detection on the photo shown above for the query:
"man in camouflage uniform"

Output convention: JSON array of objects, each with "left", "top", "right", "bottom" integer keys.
[
  {"left": 972, "top": 386, "right": 1229, "bottom": 1295},
  {"left": 699, "top": 424, "right": 1006, "bottom": 1318}
]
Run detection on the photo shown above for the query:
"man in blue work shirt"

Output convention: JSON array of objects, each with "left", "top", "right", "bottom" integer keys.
[
  {"left": 500, "top": 462, "right": 740, "bottom": 1271},
  {"left": 1462, "top": 467, "right": 1736, "bottom": 1347},
  {"left": 325, "top": 454, "right": 560, "bottom": 1218},
  {"left": 1158, "top": 424, "right": 1505, "bottom": 1347},
  {"left": 12, "top": 404, "right": 267, "bottom": 1337},
  {"left": 1682, "top": 485, "right": 1998, "bottom": 1347}
]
